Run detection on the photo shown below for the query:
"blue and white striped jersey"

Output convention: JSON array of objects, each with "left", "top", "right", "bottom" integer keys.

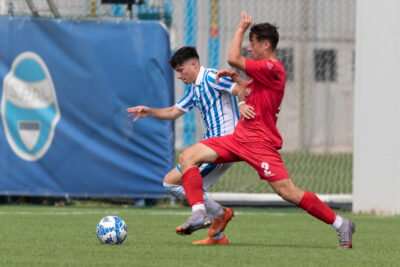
[{"left": 176, "top": 66, "right": 240, "bottom": 139}]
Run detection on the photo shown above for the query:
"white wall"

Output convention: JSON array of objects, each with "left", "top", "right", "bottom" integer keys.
[
  {"left": 0, "top": 0, "right": 6, "bottom": 14},
  {"left": 353, "top": 0, "right": 400, "bottom": 214}
]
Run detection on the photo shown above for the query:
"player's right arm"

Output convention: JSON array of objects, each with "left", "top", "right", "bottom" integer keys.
[
  {"left": 227, "top": 11, "right": 252, "bottom": 71},
  {"left": 126, "top": 105, "right": 185, "bottom": 122}
]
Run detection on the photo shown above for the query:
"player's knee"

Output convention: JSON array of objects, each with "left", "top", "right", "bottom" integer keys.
[
  {"left": 278, "top": 190, "right": 292, "bottom": 202},
  {"left": 275, "top": 186, "right": 302, "bottom": 204},
  {"left": 273, "top": 186, "right": 293, "bottom": 203},
  {"left": 179, "top": 148, "right": 197, "bottom": 168},
  {"left": 270, "top": 179, "right": 303, "bottom": 204},
  {"left": 274, "top": 187, "right": 287, "bottom": 199}
]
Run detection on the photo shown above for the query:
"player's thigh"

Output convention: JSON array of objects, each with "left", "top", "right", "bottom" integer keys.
[
  {"left": 200, "top": 162, "right": 234, "bottom": 189},
  {"left": 163, "top": 167, "right": 183, "bottom": 185},
  {"left": 200, "top": 135, "right": 241, "bottom": 164},
  {"left": 179, "top": 143, "right": 220, "bottom": 170}
]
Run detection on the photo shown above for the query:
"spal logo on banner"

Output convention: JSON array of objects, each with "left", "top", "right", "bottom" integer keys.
[{"left": 1, "top": 52, "right": 60, "bottom": 161}]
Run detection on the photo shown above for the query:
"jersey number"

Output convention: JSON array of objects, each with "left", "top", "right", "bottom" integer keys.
[{"left": 261, "top": 162, "right": 275, "bottom": 177}]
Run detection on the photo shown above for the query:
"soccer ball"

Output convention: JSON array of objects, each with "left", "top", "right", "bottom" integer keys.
[{"left": 96, "top": 216, "right": 127, "bottom": 244}]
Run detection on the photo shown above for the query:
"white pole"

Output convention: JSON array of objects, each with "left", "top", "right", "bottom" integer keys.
[{"left": 354, "top": 0, "right": 400, "bottom": 215}]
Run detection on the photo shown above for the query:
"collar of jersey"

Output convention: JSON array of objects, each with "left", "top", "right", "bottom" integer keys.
[{"left": 195, "top": 66, "right": 206, "bottom": 86}]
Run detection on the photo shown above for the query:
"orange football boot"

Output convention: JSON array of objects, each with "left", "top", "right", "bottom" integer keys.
[
  {"left": 192, "top": 234, "right": 229, "bottom": 245},
  {"left": 208, "top": 207, "right": 234, "bottom": 237}
]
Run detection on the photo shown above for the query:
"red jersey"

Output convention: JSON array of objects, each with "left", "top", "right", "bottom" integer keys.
[{"left": 233, "top": 58, "right": 286, "bottom": 149}]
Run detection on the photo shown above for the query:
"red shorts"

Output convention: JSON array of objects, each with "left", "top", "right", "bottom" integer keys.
[{"left": 200, "top": 134, "right": 290, "bottom": 182}]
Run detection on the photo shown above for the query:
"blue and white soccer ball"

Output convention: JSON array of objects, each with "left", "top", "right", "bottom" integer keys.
[{"left": 96, "top": 216, "right": 127, "bottom": 244}]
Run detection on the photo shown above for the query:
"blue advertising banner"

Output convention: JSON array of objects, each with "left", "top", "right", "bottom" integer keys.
[{"left": 0, "top": 17, "right": 174, "bottom": 198}]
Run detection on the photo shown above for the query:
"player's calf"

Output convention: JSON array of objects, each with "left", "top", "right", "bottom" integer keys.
[{"left": 163, "top": 182, "right": 186, "bottom": 202}]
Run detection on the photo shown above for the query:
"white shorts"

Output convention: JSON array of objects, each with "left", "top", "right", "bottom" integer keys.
[{"left": 177, "top": 163, "right": 233, "bottom": 190}]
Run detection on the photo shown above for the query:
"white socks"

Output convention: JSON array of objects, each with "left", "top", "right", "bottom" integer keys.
[
  {"left": 204, "top": 194, "right": 225, "bottom": 217},
  {"left": 192, "top": 204, "right": 206, "bottom": 212},
  {"left": 332, "top": 215, "right": 343, "bottom": 230}
]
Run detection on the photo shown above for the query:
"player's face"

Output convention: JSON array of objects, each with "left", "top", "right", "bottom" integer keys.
[
  {"left": 248, "top": 36, "right": 269, "bottom": 60},
  {"left": 175, "top": 60, "right": 197, "bottom": 84}
]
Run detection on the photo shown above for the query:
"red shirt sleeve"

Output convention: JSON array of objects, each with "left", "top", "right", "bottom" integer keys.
[{"left": 245, "top": 58, "right": 283, "bottom": 88}]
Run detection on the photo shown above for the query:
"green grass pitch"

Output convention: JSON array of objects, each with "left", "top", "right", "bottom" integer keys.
[{"left": 0, "top": 205, "right": 399, "bottom": 266}]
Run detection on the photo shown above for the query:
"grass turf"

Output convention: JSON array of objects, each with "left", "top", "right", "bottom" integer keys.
[{"left": 0, "top": 205, "right": 399, "bottom": 266}]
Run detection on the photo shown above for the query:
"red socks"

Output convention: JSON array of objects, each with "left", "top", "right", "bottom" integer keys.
[
  {"left": 182, "top": 167, "right": 204, "bottom": 206},
  {"left": 298, "top": 191, "right": 336, "bottom": 224}
]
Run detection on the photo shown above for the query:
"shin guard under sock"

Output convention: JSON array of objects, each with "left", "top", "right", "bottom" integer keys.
[
  {"left": 182, "top": 167, "right": 204, "bottom": 206},
  {"left": 298, "top": 191, "right": 336, "bottom": 224}
]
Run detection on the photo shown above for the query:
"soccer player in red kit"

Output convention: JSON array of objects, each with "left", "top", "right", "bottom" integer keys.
[{"left": 176, "top": 11, "right": 355, "bottom": 249}]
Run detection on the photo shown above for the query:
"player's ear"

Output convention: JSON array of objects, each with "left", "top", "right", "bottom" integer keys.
[
  {"left": 191, "top": 60, "right": 200, "bottom": 71},
  {"left": 263, "top": 40, "right": 270, "bottom": 50}
]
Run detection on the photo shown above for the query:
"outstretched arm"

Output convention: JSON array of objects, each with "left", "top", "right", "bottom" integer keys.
[
  {"left": 126, "top": 105, "right": 185, "bottom": 122},
  {"left": 217, "top": 69, "right": 255, "bottom": 120},
  {"left": 227, "top": 11, "right": 252, "bottom": 71}
]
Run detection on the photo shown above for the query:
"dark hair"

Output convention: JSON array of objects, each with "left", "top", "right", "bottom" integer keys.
[
  {"left": 169, "top": 46, "right": 200, "bottom": 68},
  {"left": 249, "top": 23, "right": 279, "bottom": 50}
]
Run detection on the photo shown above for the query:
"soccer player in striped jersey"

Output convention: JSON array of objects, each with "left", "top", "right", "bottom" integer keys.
[
  {"left": 127, "top": 46, "right": 252, "bottom": 245},
  {"left": 176, "top": 12, "right": 355, "bottom": 249}
]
